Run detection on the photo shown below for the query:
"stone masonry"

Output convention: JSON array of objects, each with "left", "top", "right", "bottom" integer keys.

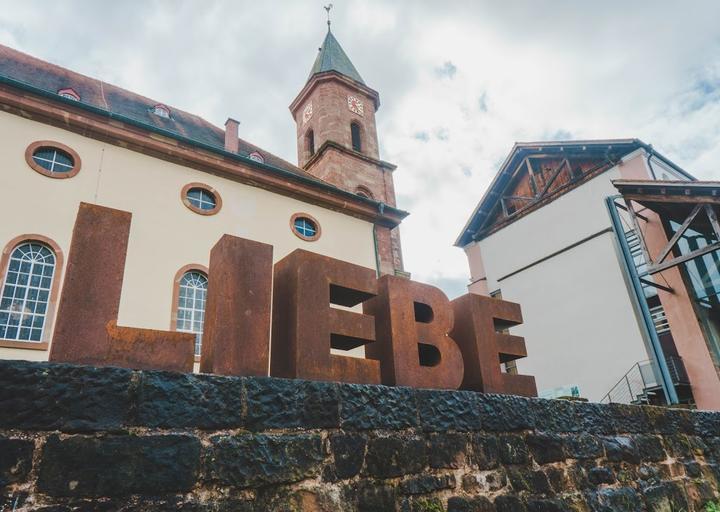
[{"left": 1, "top": 360, "right": 719, "bottom": 511}]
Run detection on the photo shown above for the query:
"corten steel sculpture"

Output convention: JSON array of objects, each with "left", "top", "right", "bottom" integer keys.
[
  {"left": 49, "top": 203, "right": 195, "bottom": 372},
  {"left": 48, "top": 203, "right": 536, "bottom": 396},
  {"left": 271, "top": 250, "right": 381, "bottom": 384},
  {"left": 451, "top": 293, "right": 537, "bottom": 397},
  {"left": 200, "top": 235, "right": 273, "bottom": 376},
  {"left": 364, "top": 275, "right": 465, "bottom": 389}
]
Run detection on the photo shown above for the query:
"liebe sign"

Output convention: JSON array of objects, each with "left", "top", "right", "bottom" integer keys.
[{"left": 49, "top": 203, "right": 536, "bottom": 396}]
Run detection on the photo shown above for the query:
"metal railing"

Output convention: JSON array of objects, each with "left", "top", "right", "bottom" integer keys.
[{"left": 601, "top": 356, "right": 688, "bottom": 405}]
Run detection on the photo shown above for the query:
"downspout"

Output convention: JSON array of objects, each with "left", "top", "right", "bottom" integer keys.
[{"left": 605, "top": 195, "right": 679, "bottom": 404}]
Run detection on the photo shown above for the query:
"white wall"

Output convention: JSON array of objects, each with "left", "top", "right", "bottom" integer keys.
[
  {"left": 0, "top": 111, "right": 378, "bottom": 361},
  {"left": 475, "top": 158, "right": 652, "bottom": 401}
]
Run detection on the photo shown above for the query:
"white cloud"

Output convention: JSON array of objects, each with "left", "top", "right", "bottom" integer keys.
[{"left": 1, "top": 0, "right": 719, "bottom": 297}]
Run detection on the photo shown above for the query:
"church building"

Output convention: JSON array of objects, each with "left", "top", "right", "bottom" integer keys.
[{"left": 0, "top": 28, "right": 407, "bottom": 364}]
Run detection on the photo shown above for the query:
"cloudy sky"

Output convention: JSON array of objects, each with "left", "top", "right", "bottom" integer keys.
[{"left": 1, "top": 1, "right": 719, "bottom": 298}]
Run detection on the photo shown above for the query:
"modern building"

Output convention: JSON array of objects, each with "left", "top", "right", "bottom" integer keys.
[
  {"left": 0, "top": 28, "right": 407, "bottom": 365},
  {"left": 456, "top": 139, "right": 720, "bottom": 410}
]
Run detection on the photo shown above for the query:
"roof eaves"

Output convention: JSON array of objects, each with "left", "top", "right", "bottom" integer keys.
[{"left": 0, "top": 74, "right": 408, "bottom": 223}]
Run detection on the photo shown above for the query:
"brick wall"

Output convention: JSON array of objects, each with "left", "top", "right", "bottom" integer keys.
[{"left": 1, "top": 360, "right": 719, "bottom": 511}]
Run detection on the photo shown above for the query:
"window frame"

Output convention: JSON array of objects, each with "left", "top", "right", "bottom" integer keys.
[
  {"left": 170, "top": 264, "right": 209, "bottom": 361},
  {"left": 290, "top": 212, "right": 322, "bottom": 242},
  {"left": 0, "top": 235, "right": 63, "bottom": 350},
  {"left": 25, "top": 141, "right": 82, "bottom": 179},
  {"left": 306, "top": 129, "right": 315, "bottom": 157},
  {"left": 351, "top": 122, "right": 362, "bottom": 152},
  {"left": 181, "top": 182, "right": 222, "bottom": 216}
]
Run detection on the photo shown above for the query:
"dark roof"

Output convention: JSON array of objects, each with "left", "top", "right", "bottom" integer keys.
[
  {"left": 0, "top": 43, "right": 310, "bottom": 179},
  {"left": 454, "top": 139, "right": 695, "bottom": 247},
  {"left": 308, "top": 30, "right": 365, "bottom": 85}
]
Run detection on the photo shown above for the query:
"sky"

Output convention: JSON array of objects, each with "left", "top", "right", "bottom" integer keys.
[{"left": 1, "top": 0, "right": 719, "bottom": 298}]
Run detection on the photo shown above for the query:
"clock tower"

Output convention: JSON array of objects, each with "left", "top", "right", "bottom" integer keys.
[{"left": 289, "top": 28, "right": 405, "bottom": 276}]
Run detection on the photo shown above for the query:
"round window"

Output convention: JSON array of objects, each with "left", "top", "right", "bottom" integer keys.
[
  {"left": 291, "top": 213, "right": 321, "bottom": 241},
  {"left": 181, "top": 183, "right": 222, "bottom": 215},
  {"left": 25, "top": 141, "right": 81, "bottom": 179}
]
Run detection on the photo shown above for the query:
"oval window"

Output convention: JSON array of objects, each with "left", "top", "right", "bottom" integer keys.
[
  {"left": 25, "top": 141, "right": 81, "bottom": 179},
  {"left": 181, "top": 183, "right": 222, "bottom": 215},
  {"left": 291, "top": 213, "right": 321, "bottom": 241}
]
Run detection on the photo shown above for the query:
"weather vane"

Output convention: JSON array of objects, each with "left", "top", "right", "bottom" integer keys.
[{"left": 324, "top": 3, "right": 333, "bottom": 30}]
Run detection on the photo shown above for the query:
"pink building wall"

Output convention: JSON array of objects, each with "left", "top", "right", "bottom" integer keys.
[{"left": 619, "top": 156, "right": 720, "bottom": 410}]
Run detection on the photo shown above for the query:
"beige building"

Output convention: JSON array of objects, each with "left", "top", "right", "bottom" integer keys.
[
  {"left": 0, "top": 31, "right": 407, "bottom": 363},
  {"left": 457, "top": 140, "right": 720, "bottom": 410}
]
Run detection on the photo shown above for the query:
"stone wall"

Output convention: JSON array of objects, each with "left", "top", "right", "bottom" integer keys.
[{"left": 1, "top": 361, "right": 719, "bottom": 512}]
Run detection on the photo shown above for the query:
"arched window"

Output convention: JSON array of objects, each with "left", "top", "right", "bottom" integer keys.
[
  {"left": 0, "top": 242, "right": 56, "bottom": 342},
  {"left": 175, "top": 269, "right": 208, "bottom": 356},
  {"left": 307, "top": 130, "right": 315, "bottom": 157},
  {"left": 351, "top": 122, "right": 362, "bottom": 152}
]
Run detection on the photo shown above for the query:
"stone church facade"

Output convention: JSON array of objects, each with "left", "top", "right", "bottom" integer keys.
[{"left": 0, "top": 30, "right": 407, "bottom": 363}]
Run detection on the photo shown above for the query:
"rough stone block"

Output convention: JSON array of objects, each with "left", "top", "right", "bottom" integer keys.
[
  {"left": 356, "top": 482, "right": 397, "bottom": 512},
  {"left": 524, "top": 499, "right": 568, "bottom": 512},
  {"left": 602, "top": 436, "right": 640, "bottom": 464},
  {"left": 135, "top": 371, "right": 243, "bottom": 429},
  {"left": 400, "top": 474, "right": 455, "bottom": 495},
  {"left": 565, "top": 434, "right": 603, "bottom": 460},
  {"left": 429, "top": 433, "right": 470, "bottom": 469},
  {"left": 0, "top": 438, "right": 34, "bottom": 486},
  {"left": 246, "top": 377, "right": 339, "bottom": 430},
  {"left": 588, "top": 466, "right": 615, "bottom": 485},
  {"left": 37, "top": 434, "right": 200, "bottom": 497},
  {"left": 0, "top": 361, "right": 132, "bottom": 431},
  {"left": 634, "top": 435, "right": 666, "bottom": 462},
  {"left": 447, "top": 496, "right": 495, "bottom": 512},
  {"left": 477, "top": 394, "right": 535, "bottom": 431},
  {"left": 526, "top": 433, "right": 566, "bottom": 464},
  {"left": 471, "top": 434, "right": 500, "bottom": 470},
  {"left": 365, "top": 436, "right": 426, "bottom": 478},
  {"left": 498, "top": 434, "right": 530, "bottom": 465},
  {"left": 417, "top": 389, "right": 482, "bottom": 432},
  {"left": 494, "top": 495, "right": 527, "bottom": 512},
  {"left": 340, "top": 383, "right": 418, "bottom": 430},
  {"left": 693, "top": 411, "right": 720, "bottom": 438},
  {"left": 507, "top": 468, "right": 553, "bottom": 494},
  {"left": 530, "top": 399, "right": 579, "bottom": 433},
  {"left": 207, "top": 433, "right": 323, "bottom": 487},
  {"left": 642, "top": 481, "right": 689, "bottom": 512},
  {"left": 328, "top": 433, "right": 367, "bottom": 480}
]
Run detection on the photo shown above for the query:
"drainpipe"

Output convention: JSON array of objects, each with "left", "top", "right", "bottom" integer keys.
[{"left": 605, "top": 195, "right": 679, "bottom": 405}]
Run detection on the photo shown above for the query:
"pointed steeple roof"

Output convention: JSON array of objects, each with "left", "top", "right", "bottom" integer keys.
[{"left": 308, "top": 30, "right": 365, "bottom": 85}]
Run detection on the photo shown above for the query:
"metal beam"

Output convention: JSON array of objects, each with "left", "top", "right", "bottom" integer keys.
[
  {"left": 638, "top": 278, "right": 673, "bottom": 293},
  {"left": 655, "top": 204, "right": 702, "bottom": 264},
  {"left": 705, "top": 204, "right": 720, "bottom": 241},
  {"left": 648, "top": 241, "right": 720, "bottom": 275}
]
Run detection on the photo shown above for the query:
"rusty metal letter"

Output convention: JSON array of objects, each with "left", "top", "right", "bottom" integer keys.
[
  {"left": 450, "top": 293, "right": 537, "bottom": 397},
  {"left": 270, "top": 250, "right": 381, "bottom": 384},
  {"left": 364, "top": 275, "right": 464, "bottom": 389},
  {"left": 49, "top": 202, "right": 194, "bottom": 371},
  {"left": 200, "top": 234, "right": 273, "bottom": 376}
]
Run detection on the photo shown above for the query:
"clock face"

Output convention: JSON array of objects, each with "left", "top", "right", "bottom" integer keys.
[
  {"left": 347, "top": 95, "right": 364, "bottom": 117},
  {"left": 302, "top": 102, "right": 313, "bottom": 124}
]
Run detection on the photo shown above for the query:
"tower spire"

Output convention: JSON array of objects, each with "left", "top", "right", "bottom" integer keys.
[{"left": 324, "top": 4, "right": 333, "bottom": 31}]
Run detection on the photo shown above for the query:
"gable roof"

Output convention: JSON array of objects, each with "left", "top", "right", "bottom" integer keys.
[
  {"left": 0, "top": 43, "right": 308, "bottom": 179},
  {"left": 308, "top": 30, "right": 365, "bottom": 85},
  {"left": 455, "top": 139, "right": 694, "bottom": 247}
]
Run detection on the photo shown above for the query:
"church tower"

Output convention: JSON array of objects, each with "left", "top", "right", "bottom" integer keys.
[{"left": 289, "top": 26, "right": 405, "bottom": 275}]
